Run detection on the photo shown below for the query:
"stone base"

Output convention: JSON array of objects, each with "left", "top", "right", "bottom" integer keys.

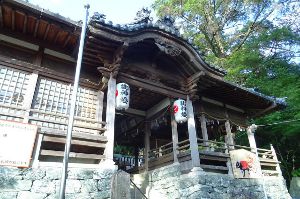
[
  {"left": 131, "top": 163, "right": 291, "bottom": 199},
  {"left": 0, "top": 166, "right": 116, "bottom": 199}
]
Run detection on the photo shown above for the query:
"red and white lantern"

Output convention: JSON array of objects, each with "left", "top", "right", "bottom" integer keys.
[
  {"left": 116, "top": 83, "right": 130, "bottom": 110},
  {"left": 173, "top": 99, "right": 187, "bottom": 123}
]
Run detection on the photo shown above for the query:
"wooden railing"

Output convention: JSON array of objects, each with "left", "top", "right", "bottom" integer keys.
[
  {"left": 176, "top": 138, "right": 280, "bottom": 176},
  {"left": 148, "top": 141, "right": 173, "bottom": 158},
  {"left": 146, "top": 141, "right": 174, "bottom": 170},
  {"left": 197, "top": 138, "right": 228, "bottom": 153}
]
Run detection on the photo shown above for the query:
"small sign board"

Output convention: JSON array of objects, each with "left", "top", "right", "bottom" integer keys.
[
  {"left": 0, "top": 120, "right": 38, "bottom": 167},
  {"left": 230, "top": 149, "right": 261, "bottom": 178}
]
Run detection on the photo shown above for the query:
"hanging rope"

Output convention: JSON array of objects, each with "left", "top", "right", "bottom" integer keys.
[{"left": 256, "top": 118, "right": 300, "bottom": 127}]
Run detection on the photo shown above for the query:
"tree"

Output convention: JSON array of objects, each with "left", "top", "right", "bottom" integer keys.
[{"left": 153, "top": 0, "right": 299, "bottom": 58}]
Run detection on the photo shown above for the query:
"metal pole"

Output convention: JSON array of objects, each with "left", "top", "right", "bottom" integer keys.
[{"left": 59, "top": 4, "right": 89, "bottom": 199}]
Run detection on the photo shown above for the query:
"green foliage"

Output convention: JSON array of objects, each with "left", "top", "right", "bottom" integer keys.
[
  {"left": 292, "top": 168, "right": 300, "bottom": 177},
  {"left": 114, "top": 145, "right": 134, "bottom": 156}
]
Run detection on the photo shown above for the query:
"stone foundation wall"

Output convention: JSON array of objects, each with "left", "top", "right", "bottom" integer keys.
[
  {"left": 133, "top": 163, "right": 291, "bottom": 199},
  {"left": 0, "top": 166, "right": 116, "bottom": 199}
]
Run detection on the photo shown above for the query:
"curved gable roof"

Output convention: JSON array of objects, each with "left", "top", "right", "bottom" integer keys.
[{"left": 87, "top": 15, "right": 226, "bottom": 79}]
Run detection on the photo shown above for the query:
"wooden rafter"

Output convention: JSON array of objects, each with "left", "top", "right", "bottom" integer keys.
[
  {"left": 53, "top": 30, "right": 60, "bottom": 44},
  {"left": 118, "top": 72, "right": 187, "bottom": 99},
  {"left": 88, "top": 35, "right": 121, "bottom": 47},
  {"left": 62, "top": 33, "right": 71, "bottom": 48},
  {"left": 33, "top": 19, "right": 39, "bottom": 38},
  {"left": 11, "top": 9, "right": 15, "bottom": 31},
  {"left": 43, "top": 23, "right": 50, "bottom": 40},
  {"left": 22, "top": 13, "right": 27, "bottom": 33},
  {"left": 0, "top": 5, "right": 3, "bottom": 28}
]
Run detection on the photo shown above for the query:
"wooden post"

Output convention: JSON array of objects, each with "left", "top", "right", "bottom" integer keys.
[
  {"left": 225, "top": 120, "right": 234, "bottom": 150},
  {"left": 96, "top": 90, "right": 104, "bottom": 128},
  {"left": 23, "top": 71, "right": 40, "bottom": 167},
  {"left": 247, "top": 124, "right": 258, "bottom": 153},
  {"left": 171, "top": 110, "right": 179, "bottom": 163},
  {"left": 186, "top": 96, "right": 201, "bottom": 167},
  {"left": 270, "top": 144, "right": 282, "bottom": 176},
  {"left": 224, "top": 121, "right": 234, "bottom": 175},
  {"left": 200, "top": 114, "right": 208, "bottom": 147},
  {"left": 103, "top": 73, "right": 116, "bottom": 165},
  {"left": 144, "top": 123, "right": 150, "bottom": 171},
  {"left": 134, "top": 146, "right": 139, "bottom": 168},
  {"left": 23, "top": 71, "right": 39, "bottom": 123}
]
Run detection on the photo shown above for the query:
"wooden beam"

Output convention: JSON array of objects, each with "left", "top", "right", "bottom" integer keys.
[
  {"left": 146, "top": 98, "right": 170, "bottom": 119},
  {"left": 88, "top": 36, "right": 120, "bottom": 47},
  {"left": 40, "top": 127, "right": 108, "bottom": 142},
  {"left": 43, "top": 23, "right": 50, "bottom": 40},
  {"left": 0, "top": 29, "right": 73, "bottom": 55},
  {"left": 62, "top": 33, "right": 71, "bottom": 48},
  {"left": 43, "top": 135, "right": 106, "bottom": 148},
  {"left": 202, "top": 96, "right": 245, "bottom": 113},
  {"left": 23, "top": 13, "right": 27, "bottom": 33},
  {"left": 86, "top": 41, "right": 116, "bottom": 52},
  {"left": 124, "top": 108, "right": 146, "bottom": 117},
  {"left": 53, "top": 30, "right": 60, "bottom": 44},
  {"left": 11, "top": 9, "right": 15, "bottom": 31},
  {"left": 118, "top": 73, "right": 187, "bottom": 99},
  {"left": 0, "top": 5, "right": 3, "bottom": 28},
  {"left": 40, "top": 150, "right": 105, "bottom": 159},
  {"left": 33, "top": 46, "right": 44, "bottom": 66},
  {"left": 123, "top": 63, "right": 185, "bottom": 84},
  {"left": 253, "top": 102, "right": 276, "bottom": 117},
  {"left": 33, "top": 19, "right": 39, "bottom": 38}
]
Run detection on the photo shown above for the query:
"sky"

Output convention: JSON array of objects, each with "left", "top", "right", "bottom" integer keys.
[{"left": 29, "top": 0, "right": 155, "bottom": 24}]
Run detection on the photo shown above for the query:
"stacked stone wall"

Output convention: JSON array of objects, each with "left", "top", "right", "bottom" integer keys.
[
  {"left": 0, "top": 167, "right": 115, "bottom": 199},
  {"left": 136, "top": 163, "right": 291, "bottom": 199}
]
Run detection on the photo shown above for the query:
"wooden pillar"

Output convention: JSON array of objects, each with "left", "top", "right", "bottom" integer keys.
[
  {"left": 104, "top": 73, "right": 116, "bottom": 165},
  {"left": 171, "top": 111, "right": 179, "bottom": 163},
  {"left": 134, "top": 146, "right": 139, "bottom": 168},
  {"left": 144, "top": 123, "right": 150, "bottom": 171},
  {"left": 23, "top": 71, "right": 39, "bottom": 123},
  {"left": 186, "top": 96, "right": 201, "bottom": 167},
  {"left": 23, "top": 71, "right": 40, "bottom": 167},
  {"left": 247, "top": 124, "right": 258, "bottom": 153},
  {"left": 200, "top": 114, "right": 208, "bottom": 147},
  {"left": 96, "top": 90, "right": 104, "bottom": 128},
  {"left": 225, "top": 120, "right": 234, "bottom": 150}
]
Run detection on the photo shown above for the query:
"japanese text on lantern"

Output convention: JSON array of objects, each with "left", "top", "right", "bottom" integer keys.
[{"left": 0, "top": 120, "right": 38, "bottom": 167}]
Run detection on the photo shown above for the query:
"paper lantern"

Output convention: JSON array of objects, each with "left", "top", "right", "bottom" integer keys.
[
  {"left": 116, "top": 83, "right": 130, "bottom": 110},
  {"left": 173, "top": 99, "right": 187, "bottom": 123}
]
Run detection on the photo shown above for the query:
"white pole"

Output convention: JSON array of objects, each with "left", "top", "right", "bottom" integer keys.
[{"left": 59, "top": 4, "right": 90, "bottom": 199}]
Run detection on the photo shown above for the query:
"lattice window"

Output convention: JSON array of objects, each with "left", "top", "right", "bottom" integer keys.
[
  {"left": 0, "top": 65, "right": 29, "bottom": 106},
  {"left": 32, "top": 78, "right": 98, "bottom": 118},
  {"left": 30, "top": 77, "right": 99, "bottom": 133},
  {"left": 0, "top": 65, "right": 29, "bottom": 122}
]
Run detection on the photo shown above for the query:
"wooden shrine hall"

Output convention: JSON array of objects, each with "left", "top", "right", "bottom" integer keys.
[{"left": 0, "top": 1, "right": 285, "bottom": 176}]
